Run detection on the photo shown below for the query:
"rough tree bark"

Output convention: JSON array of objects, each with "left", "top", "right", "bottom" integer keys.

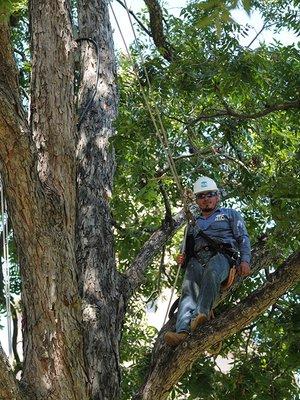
[
  {"left": 0, "top": 1, "right": 88, "bottom": 399},
  {"left": 0, "top": 1, "right": 299, "bottom": 400},
  {"left": 76, "top": 0, "right": 124, "bottom": 399},
  {"left": 144, "top": 0, "right": 173, "bottom": 61}
]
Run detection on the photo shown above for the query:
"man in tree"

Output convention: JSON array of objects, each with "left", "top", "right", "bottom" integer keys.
[
  {"left": 165, "top": 176, "right": 251, "bottom": 346},
  {"left": 1, "top": 0, "right": 300, "bottom": 398}
]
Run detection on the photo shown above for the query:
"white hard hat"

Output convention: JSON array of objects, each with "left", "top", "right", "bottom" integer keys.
[{"left": 193, "top": 176, "right": 218, "bottom": 194}]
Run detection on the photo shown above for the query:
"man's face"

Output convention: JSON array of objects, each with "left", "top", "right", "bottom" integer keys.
[{"left": 196, "top": 191, "right": 220, "bottom": 212}]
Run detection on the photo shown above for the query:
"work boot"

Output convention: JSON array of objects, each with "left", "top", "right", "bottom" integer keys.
[
  {"left": 190, "top": 313, "right": 208, "bottom": 332},
  {"left": 164, "top": 331, "right": 188, "bottom": 347}
]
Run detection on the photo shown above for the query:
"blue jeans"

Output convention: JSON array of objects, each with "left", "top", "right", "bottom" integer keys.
[{"left": 176, "top": 252, "right": 230, "bottom": 333}]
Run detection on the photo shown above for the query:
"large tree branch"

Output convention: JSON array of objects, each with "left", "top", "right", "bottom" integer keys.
[
  {"left": 0, "top": 21, "right": 33, "bottom": 173},
  {"left": 144, "top": 0, "right": 173, "bottom": 61},
  {"left": 123, "top": 210, "right": 186, "bottom": 299},
  {"left": 1, "top": 3, "right": 89, "bottom": 399},
  {"left": 154, "top": 146, "right": 251, "bottom": 179},
  {"left": 0, "top": 20, "right": 45, "bottom": 251},
  {"left": 2, "top": 7, "right": 90, "bottom": 400},
  {"left": 0, "top": 344, "right": 28, "bottom": 400},
  {"left": 188, "top": 100, "right": 300, "bottom": 124},
  {"left": 29, "top": 0, "right": 76, "bottom": 209},
  {"left": 134, "top": 251, "right": 300, "bottom": 400}
]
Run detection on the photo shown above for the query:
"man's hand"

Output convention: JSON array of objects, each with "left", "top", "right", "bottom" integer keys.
[
  {"left": 237, "top": 261, "right": 251, "bottom": 276},
  {"left": 176, "top": 253, "right": 186, "bottom": 266}
]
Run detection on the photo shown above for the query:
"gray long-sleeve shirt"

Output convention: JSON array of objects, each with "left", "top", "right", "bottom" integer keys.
[{"left": 186, "top": 207, "right": 251, "bottom": 264}]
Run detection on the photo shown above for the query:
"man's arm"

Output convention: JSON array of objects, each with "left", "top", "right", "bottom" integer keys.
[{"left": 230, "top": 210, "right": 251, "bottom": 276}]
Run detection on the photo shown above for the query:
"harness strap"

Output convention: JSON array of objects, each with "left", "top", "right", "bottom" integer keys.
[{"left": 195, "top": 229, "right": 238, "bottom": 263}]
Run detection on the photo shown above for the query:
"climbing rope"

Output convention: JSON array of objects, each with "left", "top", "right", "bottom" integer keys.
[
  {"left": 162, "top": 223, "right": 189, "bottom": 325},
  {"left": 162, "top": 261, "right": 182, "bottom": 326},
  {"left": 0, "top": 177, "right": 12, "bottom": 360}
]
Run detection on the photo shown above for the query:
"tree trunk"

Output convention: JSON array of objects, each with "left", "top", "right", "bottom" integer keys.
[
  {"left": 1, "top": 1, "right": 89, "bottom": 398},
  {"left": 76, "top": 1, "right": 124, "bottom": 399},
  {"left": 21, "top": 1, "right": 88, "bottom": 399}
]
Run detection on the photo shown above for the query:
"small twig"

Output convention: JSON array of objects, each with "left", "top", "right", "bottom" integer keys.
[
  {"left": 162, "top": 113, "right": 187, "bottom": 125},
  {"left": 21, "top": 87, "right": 29, "bottom": 101},
  {"left": 11, "top": 301, "right": 22, "bottom": 374},
  {"left": 214, "top": 83, "right": 231, "bottom": 112},
  {"left": 155, "top": 156, "right": 192, "bottom": 179},
  {"left": 219, "top": 153, "right": 251, "bottom": 173},
  {"left": 214, "top": 360, "right": 223, "bottom": 373},
  {"left": 157, "top": 245, "right": 165, "bottom": 293},
  {"left": 160, "top": 267, "right": 174, "bottom": 287},
  {"left": 246, "top": 22, "right": 270, "bottom": 48},
  {"left": 155, "top": 147, "right": 214, "bottom": 178},
  {"left": 273, "top": 303, "right": 285, "bottom": 313},
  {"left": 264, "top": 267, "right": 271, "bottom": 281},
  {"left": 13, "top": 48, "right": 28, "bottom": 62}
]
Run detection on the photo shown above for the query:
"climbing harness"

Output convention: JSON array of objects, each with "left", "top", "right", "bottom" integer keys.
[
  {"left": 0, "top": 177, "right": 12, "bottom": 360},
  {"left": 194, "top": 228, "right": 238, "bottom": 289}
]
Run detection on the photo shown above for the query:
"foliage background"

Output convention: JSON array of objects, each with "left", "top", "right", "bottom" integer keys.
[{"left": 112, "top": 1, "right": 299, "bottom": 398}]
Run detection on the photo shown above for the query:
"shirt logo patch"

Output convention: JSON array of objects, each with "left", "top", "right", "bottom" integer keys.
[{"left": 215, "top": 214, "right": 226, "bottom": 221}]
